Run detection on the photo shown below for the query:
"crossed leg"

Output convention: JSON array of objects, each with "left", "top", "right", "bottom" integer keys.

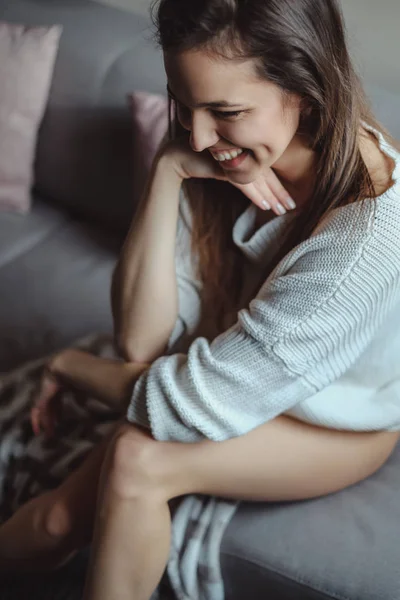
[
  {"left": 0, "top": 423, "right": 120, "bottom": 573},
  {"left": 0, "top": 422, "right": 175, "bottom": 573},
  {"left": 83, "top": 417, "right": 400, "bottom": 600}
]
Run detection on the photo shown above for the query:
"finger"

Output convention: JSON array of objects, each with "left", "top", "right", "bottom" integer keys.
[
  {"left": 31, "top": 406, "right": 41, "bottom": 436},
  {"left": 31, "top": 403, "right": 52, "bottom": 438},
  {"left": 42, "top": 374, "right": 60, "bottom": 396},
  {"left": 40, "top": 394, "right": 58, "bottom": 438},
  {"left": 250, "top": 178, "right": 284, "bottom": 216},
  {"left": 35, "top": 389, "right": 53, "bottom": 417},
  {"left": 263, "top": 171, "right": 297, "bottom": 211},
  {"left": 46, "top": 397, "right": 61, "bottom": 438},
  {"left": 248, "top": 178, "right": 288, "bottom": 216},
  {"left": 41, "top": 405, "right": 53, "bottom": 438},
  {"left": 258, "top": 180, "right": 288, "bottom": 216},
  {"left": 246, "top": 186, "right": 272, "bottom": 212},
  {"left": 32, "top": 396, "right": 49, "bottom": 437},
  {"left": 37, "top": 376, "right": 60, "bottom": 407},
  {"left": 232, "top": 181, "right": 272, "bottom": 212},
  {"left": 33, "top": 381, "right": 58, "bottom": 437}
]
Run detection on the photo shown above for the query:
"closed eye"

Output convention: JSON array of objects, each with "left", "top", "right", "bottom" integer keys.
[
  {"left": 169, "top": 93, "right": 245, "bottom": 121},
  {"left": 213, "top": 110, "right": 244, "bottom": 119}
]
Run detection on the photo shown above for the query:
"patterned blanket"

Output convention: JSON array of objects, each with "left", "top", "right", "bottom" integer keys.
[
  {"left": 0, "top": 334, "right": 236, "bottom": 600},
  {"left": 0, "top": 334, "right": 119, "bottom": 524}
]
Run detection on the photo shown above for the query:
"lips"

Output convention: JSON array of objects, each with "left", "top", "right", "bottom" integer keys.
[
  {"left": 217, "top": 149, "right": 250, "bottom": 169},
  {"left": 210, "top": 148, "right": 244, "bottom": 161},
  {"left": 211, "top": 147, "right": 243, "bottom": 153}
]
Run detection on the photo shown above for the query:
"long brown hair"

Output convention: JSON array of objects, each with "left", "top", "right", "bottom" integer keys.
[{"left": 151, "top": 0, "right": 399, "bottom": 330}]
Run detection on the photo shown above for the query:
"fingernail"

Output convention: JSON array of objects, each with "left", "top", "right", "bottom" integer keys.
[
  {"left": 286, "top": 197, "right": 296, "bottom": 210},
  {"left": 276, "top": 202, "right": 287, "bottom": 215},
  {"left": 262, "top": 200, "right": 271, "bottom": 210}
]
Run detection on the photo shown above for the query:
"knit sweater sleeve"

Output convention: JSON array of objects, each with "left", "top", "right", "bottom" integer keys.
[{"left": 127, "top": 196, "right": 400, "bottom": 441}]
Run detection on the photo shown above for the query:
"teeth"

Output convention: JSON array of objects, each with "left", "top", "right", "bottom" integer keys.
[{"left": 212, "top": 148, "right": 244, "bottom": 162}]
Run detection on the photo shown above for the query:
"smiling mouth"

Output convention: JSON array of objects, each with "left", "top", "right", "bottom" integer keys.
[
  {"left": 211, "top": 149, "right": 252, "bottom": 170},
  {"left": 210, "top": 148, "right": 255, "bottom": 160}
]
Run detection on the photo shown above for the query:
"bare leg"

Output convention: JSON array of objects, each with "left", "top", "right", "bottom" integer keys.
[
  {"left": 0, "top": 424, "right": 119, "bottom": 573},
  {"left": 83, "top": 426, "right": 172, "bottom": 600},
  {"left": 83, "top": 419, "right": 399, "bottom": 600}
]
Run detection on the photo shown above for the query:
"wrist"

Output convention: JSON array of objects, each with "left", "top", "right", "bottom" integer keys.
[
  {"left": 112, "top": 362, "right": 150, "bottom": 410},
  {"left": 48, "top": 349, "right": 81, "bottom": 379},
  {"left": 154, "top": 152, "right": 186, "bottom": 186}
]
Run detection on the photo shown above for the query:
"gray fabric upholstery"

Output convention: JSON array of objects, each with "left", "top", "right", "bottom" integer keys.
[
  {"left": 222, "top": 440, "right": 400, "bottom": 599},
  {"left": 0, "top": 0, "right": 399, "bottom": 599},
  {"left": 0, "top": 195, "right": 118, "bottom": 370}
]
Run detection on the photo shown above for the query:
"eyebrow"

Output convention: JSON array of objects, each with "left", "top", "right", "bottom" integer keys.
[{"left": 166, "top": 84, "right": 244, "bottom": 109}]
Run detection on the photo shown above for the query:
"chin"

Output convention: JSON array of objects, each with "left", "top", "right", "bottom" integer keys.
[{"left": 226, "top": 164, "right": 259, "bottom": 185}]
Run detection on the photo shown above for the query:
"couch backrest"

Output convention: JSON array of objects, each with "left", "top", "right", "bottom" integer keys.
[{"left": 0, "top": 0, "right": 167, "bottom": 232}]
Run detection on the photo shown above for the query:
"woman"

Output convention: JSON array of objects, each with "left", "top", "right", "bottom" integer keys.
[{"left": 0, "top": 0, "right": 400, "bottom": 599}]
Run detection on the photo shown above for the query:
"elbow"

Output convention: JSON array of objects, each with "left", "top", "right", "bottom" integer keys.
[
  {"left": 116, "top": 335, "right": 140, "bottom": 363},
  {"left": 116, "top": 334, "right": 168, "bottom": 365}
]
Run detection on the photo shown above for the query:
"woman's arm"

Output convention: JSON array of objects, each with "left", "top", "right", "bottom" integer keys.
[
  {"left": 127, "top": 199, "right": 400, "bottom": 442},
  {"left": 50, "top": 349, "right": 149, "bottom": 411},
  {"left": 112, "top": 135, "right": 292, "bottom": 365},
  {"left": 111, "top": 155, "right": 184, "bottom": 364}
]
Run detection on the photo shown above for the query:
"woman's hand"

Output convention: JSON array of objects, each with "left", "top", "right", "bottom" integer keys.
[
  {"left": 160, "top": 135, "right": 296, "bottom": 216},
  {"left": 31, "top": 348, "right": 150, "bottom": 438},
  {"left": 31, "top": 358, "right": 65, "bottom": 438}
]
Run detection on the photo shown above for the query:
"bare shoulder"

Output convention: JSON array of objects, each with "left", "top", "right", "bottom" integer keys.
[{"left": 359, "top": 126, "right": 397, "bottom": 197}]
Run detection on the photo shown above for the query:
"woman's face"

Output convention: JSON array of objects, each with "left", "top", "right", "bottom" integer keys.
[{"left": 164, "top": 49, "right": 305, "bottom": 186}]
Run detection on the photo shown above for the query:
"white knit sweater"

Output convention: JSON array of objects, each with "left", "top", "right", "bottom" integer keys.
[{"left": 128, "top": 125, "right": 400, "bottom": 441}]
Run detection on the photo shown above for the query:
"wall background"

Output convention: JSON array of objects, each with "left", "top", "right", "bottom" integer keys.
[{"left": 94, "top": 0, "right": 400, "bottom": 96}]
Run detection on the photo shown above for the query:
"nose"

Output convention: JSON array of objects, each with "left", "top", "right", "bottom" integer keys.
[{"left": 185, "top": 112, "right": 219, "bottom": 153}]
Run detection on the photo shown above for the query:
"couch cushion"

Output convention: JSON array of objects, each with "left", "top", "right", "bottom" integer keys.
[
  {"left": 0, "top": 21, "right": 61, "bottom": 213},
  {"left": 0, "top": 195, "right": 120, "bottom": 371},
  {"left": 0, "top": 0, "right": 167, "bottom": 232},
  {"left": 222, "top": 439, "right": 400, "bottom": 599},
  {"left": 129, "top": 91, "right": 169, "bottom": 207}
]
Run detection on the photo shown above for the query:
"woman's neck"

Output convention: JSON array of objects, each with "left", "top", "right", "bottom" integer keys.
[
  {"left": 271, "top": 134, "right": 318, "bottom": 208},
  {"left": 271, "top": 125, "right": 396, "bottom": 207}
]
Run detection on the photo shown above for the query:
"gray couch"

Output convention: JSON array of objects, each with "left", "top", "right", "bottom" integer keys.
[{"left": 0, "top": 0, "right": 399, "bottom": 598}]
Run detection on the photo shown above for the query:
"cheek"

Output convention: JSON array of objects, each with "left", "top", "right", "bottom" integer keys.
[
  {"left": 221, "top": 121, "right": 261, "bottom": 150},
  {"left": 255, "top": 110, "right": 298, "bottom": 152}
]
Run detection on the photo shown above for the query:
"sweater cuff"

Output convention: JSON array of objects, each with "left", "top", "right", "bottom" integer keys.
[{"left": 126, "top": 373, "right": 151, "bottom": 431}]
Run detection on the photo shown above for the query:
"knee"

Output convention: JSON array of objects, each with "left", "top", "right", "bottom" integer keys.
[
  {"left": 108, "top": 424, "right": 165, "bottom": 500},
  {"left": 41, "top": 494, "right": 73, "bottom": 539}
]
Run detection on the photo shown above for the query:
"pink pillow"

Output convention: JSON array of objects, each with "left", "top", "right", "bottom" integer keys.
[
  {"left": 0, "top": 22, "right": 62, "bottom": 213},
  {"left": 128, "top": 91, "right": 169, "bottom": 203}
]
